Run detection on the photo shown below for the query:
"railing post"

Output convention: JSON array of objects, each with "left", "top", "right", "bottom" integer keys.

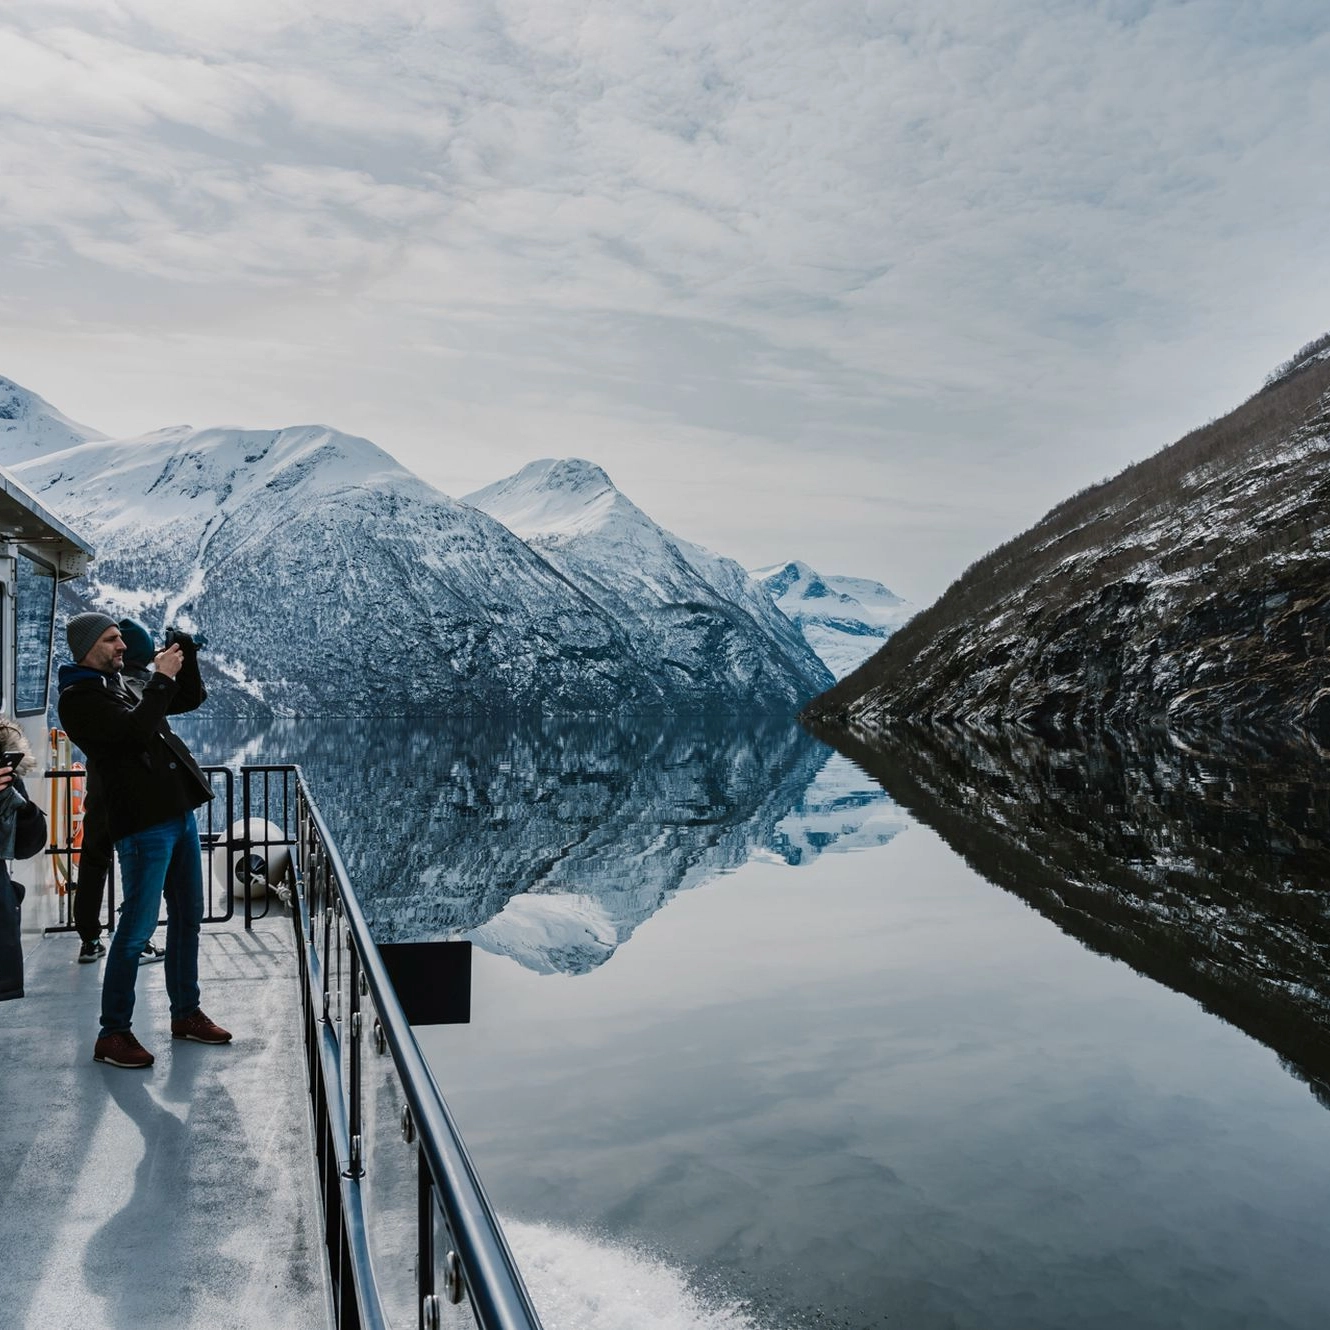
[
  {"left": 240, "top": 764, "right": 252, "bottom": 929},
  {"left": 322, "top": 896, "right": 334, "bottom": 1025},
  {"left": 418, "top": 1145, "right": 434, "bottom": 1330},
  {"left": 344, "top": 945, "right": 364, "bottom": 1180},
  {"left": 334, "top": 895, "right": 345, "bottom": 1023}
]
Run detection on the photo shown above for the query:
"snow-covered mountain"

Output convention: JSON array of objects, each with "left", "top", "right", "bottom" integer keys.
[
  {"left": 9, "top": 423, "right": 657, "bottom": 715},
  {"left": 0, "top": 376, "right": 104, "bottom": 458},
  {"left": 751, "top": 559, "right": 912, "bottom": 678},
  {"left": 0, "top": 377, "right": 831, "bottom": 716},
  {"left": 466, "top": 459, "right": 833, "bottom": 709}
]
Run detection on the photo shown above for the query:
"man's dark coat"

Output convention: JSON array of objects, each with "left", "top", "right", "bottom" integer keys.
[{"left": 57, "top": 652, "right": 212, "bottom": 842}]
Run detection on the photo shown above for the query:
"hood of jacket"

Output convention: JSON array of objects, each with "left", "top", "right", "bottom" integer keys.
[{"left": 57, "top": 663, "right": 114, "bottom": 692}]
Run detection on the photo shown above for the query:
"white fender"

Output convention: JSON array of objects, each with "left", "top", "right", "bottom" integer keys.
[{"left": 211, "top": 818, "right": 292, "bottom": 904}]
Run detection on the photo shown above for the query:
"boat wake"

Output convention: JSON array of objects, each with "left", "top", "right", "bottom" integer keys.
[{"left": 504, "top": 1220, "right": 761, "bottom": 1330}]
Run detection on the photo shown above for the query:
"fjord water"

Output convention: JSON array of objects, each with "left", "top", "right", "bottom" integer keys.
[{"left": 182, "top": 715, "right": 1330, "bottom": 1330}]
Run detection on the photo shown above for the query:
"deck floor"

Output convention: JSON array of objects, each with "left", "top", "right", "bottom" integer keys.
[{"left": 0, "top": 911, "right": 334, "bottom": 1330}]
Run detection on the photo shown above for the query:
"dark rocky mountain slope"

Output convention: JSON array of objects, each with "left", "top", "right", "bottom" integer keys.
[{"left": 806, "top": 334, "right": 1330, "bottom": 744}]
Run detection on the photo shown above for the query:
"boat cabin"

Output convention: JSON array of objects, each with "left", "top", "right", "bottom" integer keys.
[{"left": 0, "top": 465, "right": 93, "bottom": 932}]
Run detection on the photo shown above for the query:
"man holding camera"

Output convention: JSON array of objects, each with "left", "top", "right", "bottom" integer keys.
[
  {"left": 73, "top": 617, "right": 170, "bottom": 965},
  {"left": 58, "top": 611, "right": 231, "bottom": 1070}
]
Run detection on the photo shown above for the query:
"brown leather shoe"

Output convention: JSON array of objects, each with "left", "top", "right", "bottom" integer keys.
[
  {"left": 94, "top": 1030, "right": 155, "bottom": 1069},
  {"left": 171, "top": 1010, "right": 232, "bottom": 1044}
]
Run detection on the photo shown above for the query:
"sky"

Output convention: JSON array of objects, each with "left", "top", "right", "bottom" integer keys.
[{"left": 2, "top": 1, "right": 1328, "bottom": 605}]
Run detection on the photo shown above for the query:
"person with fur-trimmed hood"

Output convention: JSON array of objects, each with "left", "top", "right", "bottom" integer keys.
[
  {"left": 0, "top": 721, "right": 48, "bottom": 1003},
  {"left": 58, "top": 611, "right": 231, "bottom": 1069}
]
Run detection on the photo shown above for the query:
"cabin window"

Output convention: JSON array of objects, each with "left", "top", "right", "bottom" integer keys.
[{"left": 14, "top": 551, "right": 57, "bottom": 715}]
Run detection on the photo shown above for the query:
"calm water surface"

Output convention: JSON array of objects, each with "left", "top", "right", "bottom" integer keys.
[{"left": 182, "top": 715, "right": 1330, "bottom": 1330}]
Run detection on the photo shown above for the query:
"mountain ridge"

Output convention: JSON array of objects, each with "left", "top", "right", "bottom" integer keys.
[
  {"left": 466, "top": 458, "right": 833, "bottom": 709},
  {"left": 1, "top": 378, "right": 833, "bottom": 715},
  {"left": 805, "top": 334, "right": 1330, "bottom": 744}
]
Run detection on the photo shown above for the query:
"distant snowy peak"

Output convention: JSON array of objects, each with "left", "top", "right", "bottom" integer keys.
[
  {"left": 0, "top": 376, "right": 106, "bottom": 458},
  {"left": 466, "top": 457, "right": 728, "bottom": 590},
  {"left": 753, "top": 560, "right": 909, "bottom": 627},
  {"left": 752, "top": 559, "right": 912, "bottom": 679},
  {"left": 751, "top": 558, "right": 812, "bottom": 601},
  {"left": 464, "top": 458, "right": 626, "bottom": 542}
]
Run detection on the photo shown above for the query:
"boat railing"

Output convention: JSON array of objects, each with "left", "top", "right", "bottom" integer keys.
[
  {"left": 43, "top": 763, "right": 288, "bottom": 932},
  {"left": 43, "top": 761, "right": 544, "bottom": 1330},
  {"left": 249, "top": 764, "right": 545, "bottom": 1330}
]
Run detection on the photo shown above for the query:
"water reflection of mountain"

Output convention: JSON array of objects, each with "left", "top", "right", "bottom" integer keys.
[
  {"left": 762, "top": 752, "right": 911, "bottom": 865},
  {"left": 179, "top": 715, "right": 907, "bottom": 974},
  {"left": 810, "top": 721, "right": 1330, "bottom": 1103}
]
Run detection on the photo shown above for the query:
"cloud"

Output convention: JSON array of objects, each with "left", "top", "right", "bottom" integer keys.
[
  {"left": 2, "top": 1, "right": 1329, "bottom": 598},
  {"left": 0, "top": 27, "right": 263, "bottom": 136}
]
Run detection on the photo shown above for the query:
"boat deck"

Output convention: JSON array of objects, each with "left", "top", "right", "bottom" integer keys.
[{"left": 0, "top": 911, "right": 333, "bottom": 1330}]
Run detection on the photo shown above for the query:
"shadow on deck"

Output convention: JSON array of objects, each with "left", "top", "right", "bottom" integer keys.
[{"left": 0, "top": 914, "right": 333, "bottom": 1330}]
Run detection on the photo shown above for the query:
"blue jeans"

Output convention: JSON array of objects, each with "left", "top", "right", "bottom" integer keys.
[{"left": 100, "top": 812, "right": 204, "bottom": 1037}]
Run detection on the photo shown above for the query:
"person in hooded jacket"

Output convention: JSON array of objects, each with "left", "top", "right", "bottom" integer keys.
[
  {"left": 0, "top": 719, "right": 47, "bottom": 1003},
  {"left": 58, "top": 611, "right": 231, "bottom": 1069},
  {"left": 72, "top": 618, "right": 167, "bottom": 965}
]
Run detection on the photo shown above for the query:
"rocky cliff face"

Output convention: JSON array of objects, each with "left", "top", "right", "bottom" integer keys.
[
  {"left": 806, "top": 344, "right": 1330, "bottom": 746},
  {"left": 808, "top": 720, "right": 1330, "bottom": 1104}
]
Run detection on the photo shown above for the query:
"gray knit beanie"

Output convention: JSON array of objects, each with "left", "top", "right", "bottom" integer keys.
[{"left": 67, "top": 611, "right": 118, "bottom": 663}]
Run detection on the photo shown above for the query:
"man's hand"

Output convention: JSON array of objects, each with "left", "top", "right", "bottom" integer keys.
[{"left": 154, "top": 644, "right": 186, "bottom": 679}]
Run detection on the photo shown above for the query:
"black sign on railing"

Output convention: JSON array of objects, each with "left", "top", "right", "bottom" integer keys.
[{"left": 378, "top": 942, "right": 473, "bottom": 1026}]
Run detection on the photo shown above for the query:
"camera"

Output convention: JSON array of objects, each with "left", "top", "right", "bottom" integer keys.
[{"left": 164, "top": 626, "right": 208, "bottom": 654}]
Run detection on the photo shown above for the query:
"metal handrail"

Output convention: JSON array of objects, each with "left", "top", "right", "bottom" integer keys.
[
  {"left": 287, "top": 767, "right": 545, "bottom": 1330},
  {"left": 42, "top": 764, "right": 243, "bottom": 932}
]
